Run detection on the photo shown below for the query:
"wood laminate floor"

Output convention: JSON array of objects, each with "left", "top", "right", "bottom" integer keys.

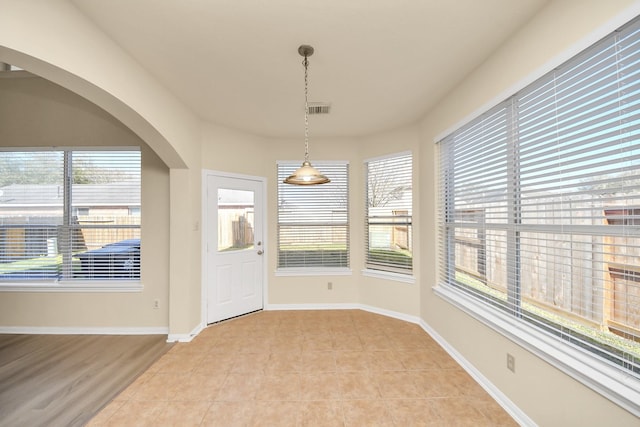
[{"left": 0, "top": 333, "right": 172, "bottom": 427}]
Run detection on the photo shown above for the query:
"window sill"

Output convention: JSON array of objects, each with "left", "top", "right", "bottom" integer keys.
[
  {"left": 0, "top": 281, "right": 143, "bottom": 292},
  {"left": 362, "top": 269, "right": 415, "bottom": 284},
  {"left": 275, "top": 268, "right": 352, "bottom": 277},
  {"left": 434, "top": 284, "right": 640, "bottom": 417}
]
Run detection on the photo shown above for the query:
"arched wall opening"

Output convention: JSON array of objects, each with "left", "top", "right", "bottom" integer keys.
[
  {"left": 0, "top": 42, "right": 201, "bottom": 336},
  {"left": 0, "top": 47, "right": 186, "bottom": 169}
]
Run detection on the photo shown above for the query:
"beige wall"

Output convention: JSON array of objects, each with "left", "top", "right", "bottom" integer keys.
[
  {"left": 258, "top": 129, "right": 419, "bottom": 314},
  {"left": 419, "top": 0, "right": 640, "bottom": 425},
  {"left": 0, "top": 0, "right": 195, "bottom": 169},
  {"left": 201, "top": 125, "right": 367, "bottom": 308},
  {"left": 200, "top": 116, "right": 422, "bottom": 316},
  {"left": 357, "top": 126, "right": 421, "bottom": 317},
  {"left": 264, "top": 136, "right": 361, "bottom": 306},
  {"left": 201, "top": 123, "right": 269, "bottom": 176},
  {"left": 0, "top": 76, "right": 170, "bottom": 329},
  {"left": 1, "top": 0, "right": 639, "bottom": 423},
  {"left": 1, "top": 0, "right": 204, "bottom": 336}
]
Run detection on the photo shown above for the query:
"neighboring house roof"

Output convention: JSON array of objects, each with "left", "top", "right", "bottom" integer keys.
[{"left": 0, "top": 184, "right": 140, "bottom": 207}]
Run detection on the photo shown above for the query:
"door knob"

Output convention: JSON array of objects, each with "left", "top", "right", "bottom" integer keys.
[{"left": 257, "top": 250, "right": 264, "bottom": 255}]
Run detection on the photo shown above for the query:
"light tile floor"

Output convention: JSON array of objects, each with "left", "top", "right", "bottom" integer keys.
[{"left": 88, "top": 310, "right": 517, "bottom": 426}]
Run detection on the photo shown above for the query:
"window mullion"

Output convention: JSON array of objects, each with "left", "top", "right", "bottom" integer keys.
[
  {"left": 61, "top": 151, "right": 73, "bottom": 280},
  {"left": 445, "top": 143, "right": 456, "bottom": 283},
  {"left": 506, "top": 99, "right": 522, "bottom": 317}
]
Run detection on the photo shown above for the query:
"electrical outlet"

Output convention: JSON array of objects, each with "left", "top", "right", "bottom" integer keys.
[
  {"left": 153, "top": 299, "right": 160, "bottom": 309},
  {"left": 507, "top": 353, "right": 515, "bottom": 373},
  {"left": 327, "top": 282, "right": 333, "bottom": 290}
]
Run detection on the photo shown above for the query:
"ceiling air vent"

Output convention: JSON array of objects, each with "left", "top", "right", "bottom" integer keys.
[{"left": 307, "top": 102, "right": 331, "bottom": 115}]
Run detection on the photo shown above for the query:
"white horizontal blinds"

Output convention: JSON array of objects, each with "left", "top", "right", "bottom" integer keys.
[
  {"left": 0, "top": 149, "right": 141, "bottom": 282},
  {"left": 365, "top": 153, "right": 413, "bottom": 273},
  {"left": 439, "top": 17, "right": 640, "bottom": 374},
  {"left": 277, "top": 162, "right": 349, "bottom": 268},
  {"left": 451, "top": 105, "right": 509, "bottom": 224},
  {"left": 0, "top": 151, "right": 64, "bottom": 280},
  {"left": 69, "top": 151, "right": 141, "bottom": 280},
  {"left": 516, "top": 21, "right": 640, "bottom": 370},
  {"left": 439, "top": 105, "right": 511, "bottom": 307},
  {"left": 518, "top": 32, "right": 640, "bottom": 225}
]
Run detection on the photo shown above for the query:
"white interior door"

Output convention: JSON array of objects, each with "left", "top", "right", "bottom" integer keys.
[{"left": 206, "top": 174, "right": 264, "bottom": 323}]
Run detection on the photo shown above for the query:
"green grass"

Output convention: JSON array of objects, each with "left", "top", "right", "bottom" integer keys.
[
  {"left": 368, "top": 248, "right": 413, "bottom": 267},
  {"left": 0, "top": 254, "right": 83, "bottom": 277},
  {"left": 279, "top": 244, "right": 347, "bottom": 251},
  {"left": 278, "top": 247, "right": 348, "bottom": 268},
  {"left": 0, "top": 255, "right": 62, "bottom": 275},
  {"left": 277, "top": 247, "right": 413, "bottom": 270},
  {"left": 455, "top": 271, "right": 640, "bottom": 361}
]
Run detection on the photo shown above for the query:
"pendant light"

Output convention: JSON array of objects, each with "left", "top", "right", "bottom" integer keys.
[{"left": 283, "top": 45, "right": 330, "bottom": 185}]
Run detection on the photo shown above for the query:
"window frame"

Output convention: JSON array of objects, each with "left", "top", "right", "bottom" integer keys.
[
  {"left": 436, "top": 17, "right": 640, "bottom": 415},
  {"left": 276, "top": 160, "right": 351, "bottom": 275},
  {"left": 364, "top": 151, "right": 414, "bottom": 280},
  {"left": 0, "top": 147, "right": 142, "bottom": 292}
]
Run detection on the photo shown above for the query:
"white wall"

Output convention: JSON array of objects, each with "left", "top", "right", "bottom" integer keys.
[{"left": 419, "top": 1, "right": 640, "bottom": 425}]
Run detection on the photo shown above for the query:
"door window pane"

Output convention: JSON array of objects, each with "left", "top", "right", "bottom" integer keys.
[{"left": 217, "top": 189, "right": 255, "bottom": 252}]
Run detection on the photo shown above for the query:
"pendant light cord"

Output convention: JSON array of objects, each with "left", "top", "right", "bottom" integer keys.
[{"left": 303, "top": 54, "right": 310, "bottom": 163}]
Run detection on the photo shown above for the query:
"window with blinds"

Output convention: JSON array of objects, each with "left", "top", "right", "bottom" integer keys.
[
  {"left": 438, "top": 17, "right": 640, "bottom": 378},
  {"left": 0, "top": 148, "right": 141, "bottom": 282},
  {"left": 277, "top": 161, "right": 349, "bottom": 269},
  {"left": 365, "top": 152, "right": 413, "bottom": 274}
]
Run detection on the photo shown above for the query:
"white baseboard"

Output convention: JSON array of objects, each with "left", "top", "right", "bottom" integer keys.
[
  {"left": 265, "top": 303, "right": 358, "bottom": 311},
  {"left": 0, "top": 326, "right": 169, "bottom": 335},
  {"left": 265, "top": 302, "right": 422, "bottom": 326},
  {"left": 167, "top": 322, "right": 204, "bottom": 343},
  {"left": 419, "top": 319, "right": 536, "bottom": 427},
  {"left": 358, "top": 303, "right": 422, "bottom": 325}
]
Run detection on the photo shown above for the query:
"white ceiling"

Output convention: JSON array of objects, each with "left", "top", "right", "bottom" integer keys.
[{"left": 70, "top": 0, "right": 548, "bottom": 138}]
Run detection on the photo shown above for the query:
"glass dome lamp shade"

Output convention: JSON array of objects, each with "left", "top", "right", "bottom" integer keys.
[
  {"left": 284, "top": 160, "right": 330, "bottom": 185},
  {"left": 283, "top": 44, "right": 330, "bottom": 186}
]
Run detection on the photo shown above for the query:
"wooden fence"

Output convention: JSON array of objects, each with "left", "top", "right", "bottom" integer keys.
[
  {"left": 455, "top": 201, "right": 640, "bottom": 339},
  {"left": 0, "top": 215, "right": 140, "bottom": 260}
]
